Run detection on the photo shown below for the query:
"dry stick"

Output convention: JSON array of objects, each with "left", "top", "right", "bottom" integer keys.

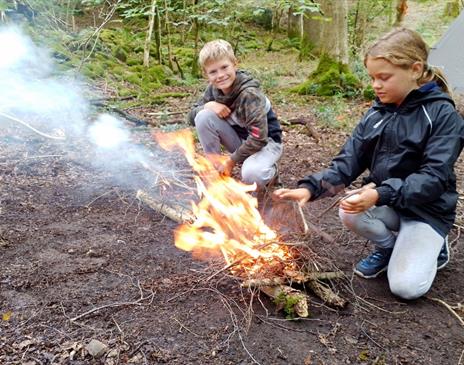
[
  {"left": 70, "top": 293, "right": 153, "bottom": 322},
  {"left": 317, "top": 182, "right": 377, "bottom": 218},
  {"left": 136, "top": 190, "right": 195, "bottom": 223},
  {"left": 0, "top": 111, "right": 66, "bottom": 140},
  {"left": 205, "top": 241, "right": 277, "bottom": 282},
  {"left": 428, "top": 297, "right": 464, "bottom": 327}
]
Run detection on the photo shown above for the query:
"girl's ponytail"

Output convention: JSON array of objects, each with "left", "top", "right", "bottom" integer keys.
[{"left": 422, "top": 65, "right": 452, "bottom": 96}]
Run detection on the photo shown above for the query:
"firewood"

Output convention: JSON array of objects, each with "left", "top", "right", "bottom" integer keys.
[
  {"left": 259, "top": 285, "right": 309, "bottom": 318},
  {"left": 242, "top": 271, "right": 347, "bottom": 310},
  {"left": 306, "top": 280, "right": 347, "bottom": 309},
  {"left": 136, "top": 190, "right": 195, "bottom": 223}
]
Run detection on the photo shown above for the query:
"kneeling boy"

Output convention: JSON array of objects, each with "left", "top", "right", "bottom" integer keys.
[{"left": 187, "top": 39, "right": 283, "bottom": 189}]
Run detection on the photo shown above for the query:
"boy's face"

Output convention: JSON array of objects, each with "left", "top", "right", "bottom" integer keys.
[
  {"left": 366, "top": 56, "right": 422, "bottom": 106},
  {"left": 204, "top": 57, "right": 237, "bottom": 94}
]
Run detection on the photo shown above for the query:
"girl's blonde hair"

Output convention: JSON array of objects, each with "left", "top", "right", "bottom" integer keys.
[
  {"left": 364, "top": 27, "right": 451, "bottom": 95},
  {"left": 198, "top": 39, "right": 237, "bottom": 70}
]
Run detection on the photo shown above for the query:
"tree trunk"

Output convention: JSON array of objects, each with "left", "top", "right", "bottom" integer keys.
[
  {"left": 303, "top": 0, "right": 348, "bottom": 64},
  {"left": 351, "top": 0, "right": 368, "bottom": 50},
  {"left": 143, "top": 0, "right": 157, "bottom": 67},
  {"left": 287, "top": 7, "right": 301, "bottom": 39},
  {"left": 154, "top": 5, "right": 162, "bottom": 64},
  {"left": 164, "top": 0, "right": 174, "bottom": 70},
  {"left": 191, "top": 0, "right": 201, "bottom": 77}
]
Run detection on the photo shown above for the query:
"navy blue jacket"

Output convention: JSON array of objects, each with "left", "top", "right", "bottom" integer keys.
[{"left": 299, "top": 83, "right": 464, "bottom": 236}]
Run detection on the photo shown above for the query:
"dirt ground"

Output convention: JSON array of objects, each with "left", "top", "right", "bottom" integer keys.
[{"left": 1, "top": 92, "right": 464, "bottom": 365}]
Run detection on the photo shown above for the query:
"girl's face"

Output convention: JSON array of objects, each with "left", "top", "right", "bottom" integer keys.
[
  {"left": 366, "top": 56, "right": 423, "bottom": 106},
  {"left": 203, "top": 57, "right": 237, "bottom": 94}
]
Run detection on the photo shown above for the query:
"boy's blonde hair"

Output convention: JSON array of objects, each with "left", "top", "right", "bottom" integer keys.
[
  {"left": 198, "top": 39, "right": 237, "bottom": 70},
  {"left": 364, "top": 27, "right": 451, "bottom": 95}
]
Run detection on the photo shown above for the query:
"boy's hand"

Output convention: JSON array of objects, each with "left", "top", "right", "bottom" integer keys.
[
  {"left": 272, "top": 188, "right": 311, "bottom": 207},
  {"left": 204, "top": 101, "right": 231, "bottom": 119},
  {"left": 339, "top": 189, "right": 379, "bottom": 214},
  {"left": 217, "top": 157, "right": 235, "bottom": 176}
]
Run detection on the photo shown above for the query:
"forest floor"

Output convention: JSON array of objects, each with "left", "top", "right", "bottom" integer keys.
[
  {"left": 1, "top": 81, "right": 464, "bottom": 365},
  {"left": 2, "top": 1, "right": 464, "bottom": 364}
]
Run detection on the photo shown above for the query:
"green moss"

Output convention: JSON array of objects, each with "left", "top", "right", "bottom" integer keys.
[
  {"left": 82, "top": 63, "right": 106, "bottom": 79},
  {"left": 113, "top": 46, "right": 128, "bottom": 62},
  {"left": 126, "top": 58, "right": 142, "bottom": 66},
  {"left": 290, "top": 53, "right": 361, "bottom": 97}
]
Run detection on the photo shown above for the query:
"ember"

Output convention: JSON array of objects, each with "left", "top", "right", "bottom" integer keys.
[{"left": 155, "top": 129, "right": 295, "bottom": 277}]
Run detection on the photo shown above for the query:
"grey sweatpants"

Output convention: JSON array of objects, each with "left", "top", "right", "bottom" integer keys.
[
  {"left": 194, "top": 109, "right": 283, "bottom": 187},
  {"left": 339, "top": 206, "right": 444, "bottom": 300}
]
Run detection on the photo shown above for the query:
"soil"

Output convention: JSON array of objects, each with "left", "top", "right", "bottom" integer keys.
[{"left": 1, "top": 93, "right": 464, "bottom": 365}]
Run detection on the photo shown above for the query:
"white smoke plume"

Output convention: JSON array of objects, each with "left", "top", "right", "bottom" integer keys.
[{"left": 0, "top": 26, "right": 183, "bottom": 195}]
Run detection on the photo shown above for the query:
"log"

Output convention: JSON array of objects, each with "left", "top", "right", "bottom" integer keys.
[
  {"left": 306, "top": 280, "right": 347, "bottom": 308},
  {"left": 259, "top": 285, "right": 309, "bottom": 318},
  {"left": 242, "top": 270, "right": 347, "bottom": 310},
  {"left": 136, "top": 190, "right": 195, "bottom": 223}
]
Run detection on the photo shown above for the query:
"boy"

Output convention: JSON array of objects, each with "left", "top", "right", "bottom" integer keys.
[{"left": 187, "top": 39, "right": 283, "bottom": 190}]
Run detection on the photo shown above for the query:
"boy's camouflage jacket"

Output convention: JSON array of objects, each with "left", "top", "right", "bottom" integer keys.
[{"left": 187, "top": 70, "right": 282, "bottom": 163}]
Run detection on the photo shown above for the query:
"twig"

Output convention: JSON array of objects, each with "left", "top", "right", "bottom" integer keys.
[
  {"left": 0, "top": 111, "right": 66, "bottom": 140},
  {"left": 205, "top": 242, "right": 277, "bottom": 282},
  {"left": 70, "top": 291, "right": 154, "bottom": 322},
  {"left": 77, "top": 1, "right": 121, "bottom": 73},
  {"left": 317, "top": 182, "right": 376, "bottom": 218},
  {"left": 173, "top": 317, "right": 201, "bottom": 337},
  {"left": 428, "top": 297, "right": 464, "bottom": 327}
]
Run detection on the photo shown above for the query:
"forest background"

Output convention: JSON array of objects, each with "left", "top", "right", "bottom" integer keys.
[
  {"left": 1, "top": 0, "right": 462, "bottom": 130},
  {"left": 1, "top": 1, "right": 464, "bottom": 364}
]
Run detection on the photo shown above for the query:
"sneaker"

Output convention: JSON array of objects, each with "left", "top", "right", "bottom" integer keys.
[
  {"left": 354, "top": 247, "right": 393, "bottom": 279},
  {"left": 437, "top": 236, "right": 450, "bottom": 270}
]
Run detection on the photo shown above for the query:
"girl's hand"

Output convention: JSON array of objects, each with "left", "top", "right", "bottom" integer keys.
[
  {"left": 204, "top": 101, "right": 231, "bottom": 119},
  {"left": 272, "top": 188, "right": 311, "bottom": 207},
  {"left": 339, "top": 189, "right": 379, "bottom": 214}
]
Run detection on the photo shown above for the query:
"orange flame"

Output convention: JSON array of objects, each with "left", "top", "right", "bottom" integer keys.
[{"left": 155, "top": 129, "right": 292, "bottom": 276}]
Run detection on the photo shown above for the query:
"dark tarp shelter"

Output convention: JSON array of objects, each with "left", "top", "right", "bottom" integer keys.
[{"left": 429, "top": 11, "right": 464, "bottom": 94}]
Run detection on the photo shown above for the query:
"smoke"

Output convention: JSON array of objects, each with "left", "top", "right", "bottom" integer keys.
[{"left": 0, "top": 26, "right": 184, "bottom": 195}]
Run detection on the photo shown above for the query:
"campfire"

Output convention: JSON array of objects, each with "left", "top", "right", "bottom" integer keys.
[
  {"left": 154, "top": 129, "right": 295, "bottom": 278},
  {"left": 137, "top": 129, "right": 347, "bottom": 318}
]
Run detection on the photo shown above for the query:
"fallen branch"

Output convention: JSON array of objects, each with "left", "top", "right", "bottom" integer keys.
[
  {"left": 428, "top": 297, "right": 464, "bottom": 327},
  {"left": 242, "top": 271, "right": 347, "bottom": 309},
  {"left": 136, "top": 190, "right": 195, "bottom": 223},
  {"left": 306, "top": 280, "right": 347, "bottom": 308},
  {"left": 287, "top": 116, "right": 320, "bottom": 143},
  {"left": 0, "top": 111, "right": 66, "bottom": 140},
  {"left": 260, "top": 285, "right": 309, "bottom": 318}
]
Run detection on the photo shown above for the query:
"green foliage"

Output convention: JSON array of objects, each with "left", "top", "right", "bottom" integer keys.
[
  {"left": 290, "top": 54, "right": 361, "bottom": 97},
  {"left": 363, "top": 85, "right": 376, "bottom": 100},
  {"left": 113, "top": 46, "right": 128, "bottom": 62}
]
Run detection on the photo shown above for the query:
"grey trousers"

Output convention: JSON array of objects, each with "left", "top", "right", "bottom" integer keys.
[
  {"left": 339, "top": 206, "right": 444, "bottom": 300},
  {"left": 194, "top": 109, "right": 283, "bottom": 187}
]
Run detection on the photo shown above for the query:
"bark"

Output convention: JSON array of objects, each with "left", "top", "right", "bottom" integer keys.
[
  {"left": 302, "top": 0, "right": 349, "bottom": 64},
  {"left": 163, "top": 0, "right": 174, "bottom": 70},
  {"left": 143, "top": 0, "right": 157, "bottom": 67}
]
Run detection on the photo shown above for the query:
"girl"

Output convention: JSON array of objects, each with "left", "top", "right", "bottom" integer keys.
[{"left": 274, "top": 28, "right": 464, "bottom": 300}]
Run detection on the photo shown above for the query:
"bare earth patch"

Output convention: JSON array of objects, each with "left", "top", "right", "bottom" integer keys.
[{"left": 1, "top": 94, "right": 464, "bottom": 364}]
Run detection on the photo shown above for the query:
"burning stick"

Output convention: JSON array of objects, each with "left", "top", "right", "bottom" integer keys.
[{"left": 136, "top": 190, "right": 195, "bottom": 223}]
